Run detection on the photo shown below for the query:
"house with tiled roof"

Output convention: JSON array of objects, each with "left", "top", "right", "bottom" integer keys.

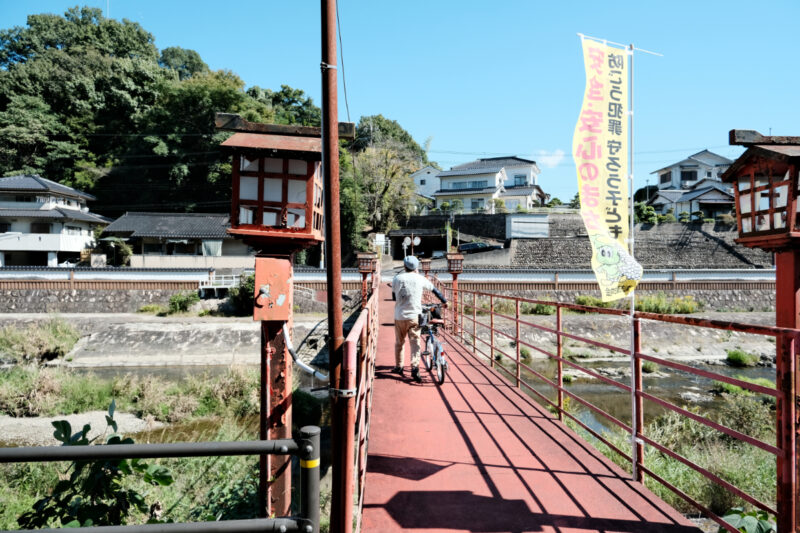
[
  {"left": 102, "top": 212, "right": 253, "bottom": 269},
  {"left": 432, "top": 156, "right": 547, "bottom": 214},
  {"left": 648, "top": 150, "right": 735, "bottom": 220},
  {"left": 0, "top": 174, "right": 111, "bottom": 266}
]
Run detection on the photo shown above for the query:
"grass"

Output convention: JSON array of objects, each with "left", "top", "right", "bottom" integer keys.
[
  {"left": 0, "top": 366, "right": 261, "bottom": 422},
  {"left": 0, "top": 318, "right": 80, "bottom": 363},
  {"left": 635, "top": 293, "right": 702, "bottom": 314},
  {"left": 564, "top": 396, "right": 776, "bottom": 517},
  {"left": 137, "top": 303, "right": 168, "bottom": 315},
  {"left": 726, "top": 348, "right": 759, "bottom": 367},
  {"left": 136, "top": 292, "right": 200, "bottom": 316}
]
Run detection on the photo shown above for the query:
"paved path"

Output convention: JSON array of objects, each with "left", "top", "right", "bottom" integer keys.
[{"left": 362, "top": 286, "right": 699, "bottom": 533}]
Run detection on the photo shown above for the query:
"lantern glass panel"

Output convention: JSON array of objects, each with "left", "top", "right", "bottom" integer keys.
[
  {"left": 287, "top": 179, "right": 306, "bottom": 204},
  {"left": 774, "top": 212, "right": 786, "bottom": 230},
  {"left": 739, "top": 193, "right": 751, "bottom": 214},
  {"left": 737, "top": 176, "right": 750, "bottom": 191},
  {"left": 289, "top": 160, "right": 307, "bottom": 175},
  {"left": 757, "top": 191, "right": 770, "bottom": 211},
  {"left": 755, "top": 174, "right": 768, "bottom": 189},
  {"left": 240, "top": 177, "right": 258, "bottom": 200},
  {"left": 742, "top": 216, "right": 752, "bottom": 233},
  {"left": 775, "top": 184, "right": 788, "bottom": 209},
  {"left": 264, "top": 178, "right": 282, "bottom": 202},
  {"left": 756, "top": 214, "right": 769, "bottom": 232},
  {"left": 239, "top": 206, "right": 255, "bottom": 225},
  {"left": 287, "top": 208, "right": 306, "bottom": 228},
  {"left": 263, "top": 208, "right": 280, "bottom": 227},
  {"left": 264, "top": 158, "right": 282, "bottom": 173},
  {"left": 240, "top": 156, "right": 258, "bottom": 172}
]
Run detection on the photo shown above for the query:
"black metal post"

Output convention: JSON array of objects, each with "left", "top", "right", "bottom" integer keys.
[{"left": 300, "top": 426, "right": 321, "bottom": 533}]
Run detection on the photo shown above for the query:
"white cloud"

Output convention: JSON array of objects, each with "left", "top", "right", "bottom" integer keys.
[{"left": 536, "top": 149, "right": 565, "bottom": 169}]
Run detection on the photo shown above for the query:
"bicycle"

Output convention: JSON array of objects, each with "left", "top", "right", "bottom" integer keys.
[{"left": 421, "top": 303, "right": 448, "bottom": 385}]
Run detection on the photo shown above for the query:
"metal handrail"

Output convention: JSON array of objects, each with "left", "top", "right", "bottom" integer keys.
[
  {"left": 435, "top": 276, "right": 793, "bottom": 532},
  {"left": 0, "top": 429, "right": 321, "bottom": 533}
]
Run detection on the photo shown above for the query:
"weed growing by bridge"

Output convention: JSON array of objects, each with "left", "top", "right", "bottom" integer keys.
[{"left": 726, "top": 349, "right": 760, "bottom": 367}]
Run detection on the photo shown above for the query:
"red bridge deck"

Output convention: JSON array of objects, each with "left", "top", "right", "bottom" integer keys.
[{"left": 362, "top": 285, "right": 700, "bottom": 533}]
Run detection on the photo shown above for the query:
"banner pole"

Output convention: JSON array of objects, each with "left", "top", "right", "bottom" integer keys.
[{"left": 627, "top": 43, "right": 639, "bottom": 483}]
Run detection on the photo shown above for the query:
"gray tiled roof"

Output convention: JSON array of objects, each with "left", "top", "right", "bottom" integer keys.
[
  {"left": 0, "top": 208, "right": 110, "bottom": 223},
  {"left": 0, "top": 175, "right": 95, "bottom": 201},
  {"left": 438, "top": 167, "right": 503, "bottom": 178},
  {"left": 678, "top": 185, "right": 733, "bottom": 203},
  {"left": 451, "top": 156, "right": 536, "bottom": 171},
  {"left": 104, "top": 212, "right": 230, "bottom": 239}
]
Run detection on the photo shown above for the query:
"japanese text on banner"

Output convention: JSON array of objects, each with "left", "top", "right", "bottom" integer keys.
[{"left": 572, "top": 38, "right": 642, "bottom": 302}]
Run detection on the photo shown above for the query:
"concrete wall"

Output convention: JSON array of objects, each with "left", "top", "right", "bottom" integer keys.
[{"left": 0, "top": 287, "right": 362, "bottom": 314}]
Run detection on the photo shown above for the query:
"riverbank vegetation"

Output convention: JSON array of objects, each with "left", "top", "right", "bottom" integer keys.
[
  {"left": 0, "top": 366, "right": 331, "bottom": 530},
  {"left": 0, "top": 319, "right": 80, "bottom": 364}
]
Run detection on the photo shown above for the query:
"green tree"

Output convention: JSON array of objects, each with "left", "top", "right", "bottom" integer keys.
[
  {"left": 346, "top": 139, "right": 418, "bottom": 233},
  {"left": 493, "top": 198, "right": 508, "bottom": 214},
  {"left": 546, "top": 197, "right": 563, "bottom": 208},
  {"left": 159, "top": 46, "right": 209, "bottom": 80},
  {"left": 246, "top": 85, "right": 320, "bottom": 127},
  {"left": 349, "top": 114, "right": 427, "bottom": 165},
  {"left": 568, "top": 192, "right": 581, "bottom": 209},
  {"left": 634, "top": 202, "right": 658, "bottom": 224}
]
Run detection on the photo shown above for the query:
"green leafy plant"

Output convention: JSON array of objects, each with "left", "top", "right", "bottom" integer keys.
[
  {"left": 0, "top": 318, "right": 80, "bottom": 363},
  {"left": 678, "top": 211, "right": 691, "bottom": 223},
  {"left": 641, "top": 361, "right": 658, "bottom": 374},
  {"left": 718, "top": 507, "right": 776, "bottom": 533},
  {"left": 519, "top": 346, "right": 532, "bottom": 363},
  {"left": 17, "top": 401, "right": 173, "bottom": 528},
  {"left": 726, "top": 349, "right": 759, "bottom": 368},
  {"left": 168, "top": 292, "right": 200, "bottom": 314},
  {"left": 228, "top": 274, "right": 255, "bottom": 316},
  {"left": 635, "top": 293, "right": 702, "bottom": 314},
  {"left": 521, "top": 302, "right": 556, "bottom": 315},
  {"left": 574, "top": 294, "right": 613, "bottom": 310},
  {"left": 137, "top": 304, "right": 167, "bottom": 315}
]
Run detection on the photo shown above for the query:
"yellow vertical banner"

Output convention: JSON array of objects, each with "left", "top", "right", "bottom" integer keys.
[{"left": 573, "top": 37, "right": 642, "bottom": 302}]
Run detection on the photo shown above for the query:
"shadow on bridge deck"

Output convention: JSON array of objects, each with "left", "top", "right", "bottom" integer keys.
[{"left": 362, "top": 285, "right": 700, "bottom": 533}]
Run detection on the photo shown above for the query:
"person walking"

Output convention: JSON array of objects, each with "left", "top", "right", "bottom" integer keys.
[{"left": 392, "top": 255, "right": 447, "bottom": 382}]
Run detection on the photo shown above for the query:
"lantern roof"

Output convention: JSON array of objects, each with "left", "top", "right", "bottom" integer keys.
[
  {"left": 721, "top": 144, "right": 800, "bottom": 183},
  {"left": 221, "top": 133, "right": 322, "bottom": 159}
]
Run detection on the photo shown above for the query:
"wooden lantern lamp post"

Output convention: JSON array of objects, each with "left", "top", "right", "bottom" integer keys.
[
  {"left": 419, "top": 258, "right": 432, "bottom": 279},
  {"left": 219, "top": 115, "right": 325, "bottom": 519},
  {"left": 357, "top": 251, "right": 377, "bottom": 309},
  {"left": 447, "top": 252, "right": 463, "bottom": 334},
  {"left": 723, "top": 129, "right": 800, "bottom": 531}
]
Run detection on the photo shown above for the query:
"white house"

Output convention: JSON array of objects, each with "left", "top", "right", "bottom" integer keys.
[
  {"left": 410, "top": 165, "right": 440, "bottom": 199},
  {"left": 652, "top": 149, "right": 733, "bottom": 191},
  {"left": 432, "top": 156, "right": 547, "bottom": 214},
  {"left": 0, "top": 175, "right": 110, "bottom": 267}
]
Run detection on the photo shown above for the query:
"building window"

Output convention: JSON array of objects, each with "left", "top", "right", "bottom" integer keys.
[
  {"left": 143, "top": 242, "right": 164, "bottom": 255},
  {"left": 64, "top": 226, "right": 83, "bottom": 236},
  {"left": 471, "top": 199, "right": 484, "bottom": 210},
  {"left": 420, "top": 179, "right": 426, "bottom": 185},
  {"left": 470, "top": 180, "right": 487, "bottom": 189},
  {"left": 506, "top": 199, "right": 520, "bottom": 209},
  {"left": 660, "top": 172, "right": 672, "bottom": 184},
  {"left": 681, "top": 170, "right": 698, "bottom": 183},
  {"left": 15, "top": 195, "right": 34, "bottom": 203},
  {"left": 0, "top": 223, "right": 9, "bottom": 233},
  {"left": 514, "top": 174, "right": 526, "bottom": 186},
  {"left": 30, "top": 222, "right": 51, "bottom": 234},
  {"left": 706, "top": 171, "right": 712, "bottom": 178}
]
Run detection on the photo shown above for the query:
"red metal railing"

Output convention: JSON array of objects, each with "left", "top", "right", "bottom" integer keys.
[
  {"left": 433, "top": 278, "right": 795, "bottom": 533},
  {"left": 336, "top": 262, "right": 381, "bottom": 533}
]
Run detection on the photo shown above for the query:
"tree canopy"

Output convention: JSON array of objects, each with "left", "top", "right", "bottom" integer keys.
[{"left": 0, "top": 7, "right": 428, "bottom": 260}]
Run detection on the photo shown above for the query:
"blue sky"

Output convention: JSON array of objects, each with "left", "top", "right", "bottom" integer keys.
[{"left": 3, "top": 1, "right": 800, "bottom": 202}]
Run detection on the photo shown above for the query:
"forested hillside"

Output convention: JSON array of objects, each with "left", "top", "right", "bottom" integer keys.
[{"left": 0, "top": 6, "right": 430, "bottom": 254}]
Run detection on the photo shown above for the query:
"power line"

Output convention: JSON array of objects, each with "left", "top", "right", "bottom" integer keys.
[{"left": 336, "top": 0, "right": 351, "bottom": 123}]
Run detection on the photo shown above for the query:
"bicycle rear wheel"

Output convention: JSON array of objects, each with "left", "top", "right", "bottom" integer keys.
[{"left": 423, "top": 337, "right": 433, "bottom": 370}]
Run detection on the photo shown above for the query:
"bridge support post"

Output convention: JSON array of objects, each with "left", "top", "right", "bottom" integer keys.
[
  {"left": 253, "top": 255, "right": 294, "bottom": 519},
  {"left": 774, "top": 250, "right": 799, "bottom": 533}
]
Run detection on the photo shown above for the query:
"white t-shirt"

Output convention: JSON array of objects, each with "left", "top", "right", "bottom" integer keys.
[{"left": 392, "top": 271, "right": 434, "bottom": 321}]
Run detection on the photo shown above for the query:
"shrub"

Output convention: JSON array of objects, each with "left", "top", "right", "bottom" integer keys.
[
  {"left": 726, "top": 349, "right": 758, "bottom": 367},
  {"left": 228, "top": 274, "right": 255, "bottom": 316},
  {"left": 678, "top": 211, "right": 691, "bottom": 223},
  {"left": 712, "top": 376, "right": 774, "bottom": 398},
  {"left": 574, "top": 295, "right": 612, "bottom": 309},
  {"left": 562, "top": 373, "right": 574, "bottom": 384},
  {"left": 716, "top": 213, "right": 736, "bottom": 226},
  {"left": 137, "top": 304, "right": 167, "bottom": 314},
  {"left": 635, "top": 293, "right": 702, "bottom": 314},
  {"left": 641, "top": 361, "right": 658, "bottom": 374},
  {"left": 703, "top": 218, "right": 715, "bottom": 224},
  {"left": 657, "top": 213, "right": 677, "bottom": 223},
  {"left": 521, "top": 302, "right": 556, "bottom": 315},
  {"left": 168, "top": 291, "right": 200, "bottom": 314},
  {"left": 17, "top": 402, "right": 173, "bottom": 528},
  {"left": 519, "top": 346, "right": 532, "bottom": 363}
]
